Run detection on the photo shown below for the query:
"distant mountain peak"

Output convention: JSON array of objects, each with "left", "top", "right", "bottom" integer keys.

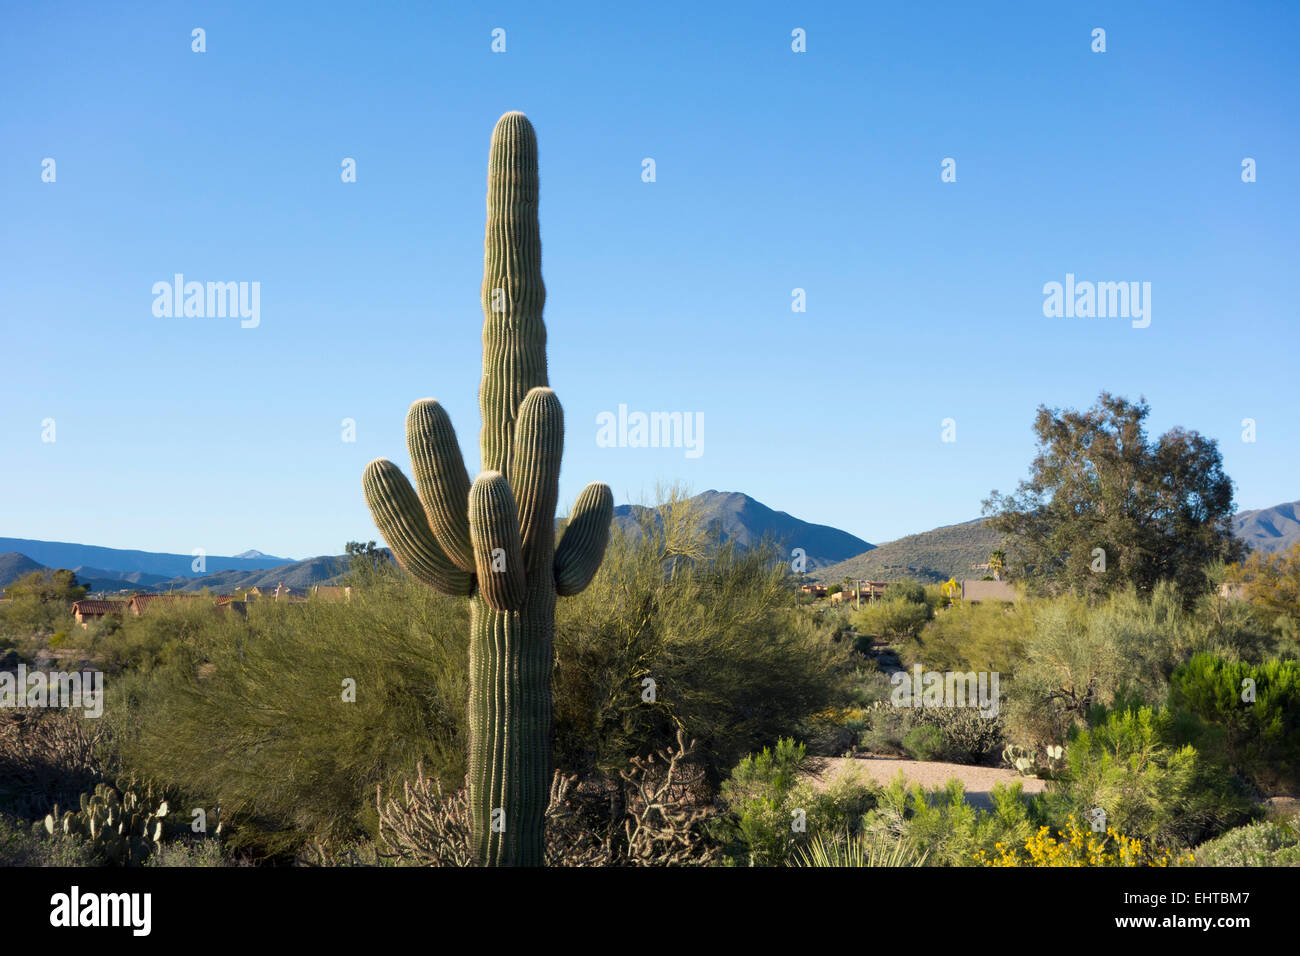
[
  {"left": 610, "top": 489, "right": 872, "bottom": 571},
  {"left": 233, "top": 550, "right": 275, "bottom": 560}
]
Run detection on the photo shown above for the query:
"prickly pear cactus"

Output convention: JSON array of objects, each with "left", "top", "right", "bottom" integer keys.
[
  {"left": 362, "top": 112, "right": 614, "bottom": 866},
  {"left": 43, "top": 782, "right": 173, "bottom": 865}
]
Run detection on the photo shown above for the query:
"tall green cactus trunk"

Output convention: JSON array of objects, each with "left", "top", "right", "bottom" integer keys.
[
  {"left": 468, "top": 585, "right": 554, "bottom": 865},
  {"left": 362, "top": 112, "right": 613, "bottom": 866}
]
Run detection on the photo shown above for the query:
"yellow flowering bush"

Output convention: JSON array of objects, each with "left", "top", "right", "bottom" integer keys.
[{"left": 975, "top": 815, "right": 1193, "bottom": 867}]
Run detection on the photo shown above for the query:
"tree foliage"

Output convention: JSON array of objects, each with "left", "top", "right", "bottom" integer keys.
[
  {"left": 984, "top": 392, "right": 1242, "bottom": 604},
  {"left": 1227, "top": 542, "right": 1300, "bottom": 639}
]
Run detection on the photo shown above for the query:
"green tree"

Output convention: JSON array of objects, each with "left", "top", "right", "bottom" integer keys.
[
  {"left": 1227, "top": 542, "right": 1300, "bottom": 638},
  {"left": 3, "top": 569, "right": 87, "bottom": 604},
  {"left": 983, "top": 392, "right": 1242, "bottom": 604},
  {"left": 989, "top": 549, "right": 1006, "bottom": 581}
]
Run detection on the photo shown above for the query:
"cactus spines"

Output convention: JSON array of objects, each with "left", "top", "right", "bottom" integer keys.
[
  {"left": 479, "top": 111, "right": 547, "bottom": 480},
  {"left": 406, "top": 399, "right": 475, "bottom": 573},
  {"left": 361, "top": 111, "right": 613, "bottom": 866},
  {"left": 361, "top": 459, "right": 473, "bottom": 596},
  {"left": 555, "top": 483, "right": 615, "bottom": 596},
  {"left": 467, "top": 472, "right": 527, "bottom": 612},
  {"left": 510, "top": 387, "right": 563, "bottom": 572}
]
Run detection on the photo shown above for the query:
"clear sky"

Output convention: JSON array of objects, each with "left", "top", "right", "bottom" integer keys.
[{"left": 2, "top": 1, "right": 1297, "bottom": 560}]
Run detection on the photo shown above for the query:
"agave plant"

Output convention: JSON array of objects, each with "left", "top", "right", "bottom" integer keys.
[{"left": 789, "top": 831, "right": 929, "bottom": 867}]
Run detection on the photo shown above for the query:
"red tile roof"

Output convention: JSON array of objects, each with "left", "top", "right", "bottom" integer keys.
[{"left": 72, "top": 600, "right": 125, "bottom": 615}]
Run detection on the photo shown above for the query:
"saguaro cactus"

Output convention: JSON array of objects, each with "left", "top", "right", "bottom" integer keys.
[{"left": 362, "top": 112, "right": 614, "bottom": 866}]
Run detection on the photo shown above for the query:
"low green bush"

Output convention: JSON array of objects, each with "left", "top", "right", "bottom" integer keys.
[
  {"left": 1045, "top": 706, "right": 1255, "bottom": 851},
  {"left": 1191, "top": 820, "right": 1300, "bottom": 866},
  {"left": 0, "top": 812, "right": 97, "bottom": 866},
  {"left": 711, "top": 738, "right": 877, "bottom": 866},
  {"left": 857, "top": 700, "right": 1005, "bottom": 764},
  {"left": 1169, "top": 654, "right": 1300, "bottom": 794},
  {"left": 862, "top": 774, "right": 1047, "bottom": 867},
  {"left": 903, "top": 725, "right": 946, "bottom": 761}
]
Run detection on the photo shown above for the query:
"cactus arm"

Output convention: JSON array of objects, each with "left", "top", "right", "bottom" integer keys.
[
  {"left": 468, "top": 471, "right": 527, "bottom": 612},
  {"left": 362, "top": 459, "right": 474, "bottom": 596},
  {"left": 479, "top": 111, "right": 548, "bottom": 478},
  {"left": 554, "top": 482, "right": 615, "bottom": 596},
  {"left": 509, "top": 387, "right": 563, "bottom": 573},
  {"left": 406, "top": 398, "right": 475, "bottom": 572}
]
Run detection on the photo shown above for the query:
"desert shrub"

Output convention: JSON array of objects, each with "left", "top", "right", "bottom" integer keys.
[
  {"left": 0, "top": 709, "right": 110, "bottom": 818},
  {"left": 553, "top": 494, "right": 855, "bottom": 789},
  {"left": 378, "top": 731, "right": 719, "bottom": 866},
  {"left": 0, "top": 570, "right": 87, "bottom": 643},
  {"left": 1045, "top": 706, "right": 1255, "bottom": 851},
  {"left": 922, "top": 706, "right": 1006, "bottom": 764},
  {"left": 1004, "top": 586, "right": 1205, "bottom": 750},
  {"left": 853, "top": 598, "right": 932, "bottom": 643},
  {"left": 108, "top": 571, "right": 470, "bottom": 857},
  {"left": 862, "top": 774, "right": 1047, "bottom": 867},
  {"left": 902, "top": 598, "right": 1032, "bottom": 673},
  {"left": 1168, "top": 654, "right": 1300, "bottom": 794},
  {"left": 1226, "top": 543, "right": 1300, "bottom": 640},
  {"left": 711, "top": 738, "right": 876, "bottom": 866},
  {"left": 889, "top": 580, "right": 929, "bottom": 606},
  {"left": 977, "top": 815, "right": 1193, "bottom": 867},
  {"left": 857, "top": 700, "right": 1004, "bottom": 764},
  {"left": 147, "top": 838, "right": 237, "bottom": 867},
  {"left": 902, "top": 725, "right": 945, "bottom": 761},
  {"left": 799, "top": 705, "right": 869, "bottom": 757},
  {"left": 0, "top": 812, "right": 97, "bottom": 866},
  {"left": 789, "top": 831, "right": 927, "bottom": 867},
  {"left": 1191, "top": 820, "right": 1300, "bottom": 867},
  {"left": 91, "top": 599, "right": 230, "bottom": 677}
]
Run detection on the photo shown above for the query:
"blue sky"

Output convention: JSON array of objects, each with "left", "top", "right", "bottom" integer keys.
[{"left": 2, "top": 1, "right": 1297, "bottom": 560}]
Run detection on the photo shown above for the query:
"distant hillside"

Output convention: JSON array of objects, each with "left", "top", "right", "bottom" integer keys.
[
  {"left": 2, "top": 550, "right": 356, "bottom": 597},
  {"left": 0, "top": 553, "right": 167, "bottom": 595},
  {"left": 162, "top": 555, "right": 348, "bottom": 592},
  {"left": 0, "top": 538, "right": 292, "bottom": 579},
  {"left": 612, "top": 490, "right": 872, "bottom": 571},
  {"left": 71, "top": 566, "right": 173, "bottom": 589},
  {"left": 1235, "top": 500, "right": 1300, "bottom": 555},
  {"left": 0, "top": 552, "right": 48, "bottom": 590},
  {"left": 812, "top": 518, "right": 1004, "bottom": 585}
]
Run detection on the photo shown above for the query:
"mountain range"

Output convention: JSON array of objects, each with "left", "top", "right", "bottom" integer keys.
[
  {"left": 2, "top": 495, "right": 1296, "bottom": 596},
  {"left": 0, "top": 538, "right": 292, "bottom": 579},
  {"left": 611, "top": 490, "right": 872, "bottom": 572}
]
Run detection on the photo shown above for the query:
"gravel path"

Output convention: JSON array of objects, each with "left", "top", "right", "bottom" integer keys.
[{"left": 809, "top": 756, "right": 1047, "bottom": 810}]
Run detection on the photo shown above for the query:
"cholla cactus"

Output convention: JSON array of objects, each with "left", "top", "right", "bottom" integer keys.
[{"left": 362, "top": 112, "right": 614, "bottom": 866}]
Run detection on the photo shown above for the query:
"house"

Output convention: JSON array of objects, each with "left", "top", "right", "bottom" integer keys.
[
  {"left": 124, "top": 593, "right": 199, "bottom": 616},
  {"left": 247, "top": 583, "right": 298, "bottom": 601},
  {"left": 799, "top": 584, "right": 827, "bottom": 598},
  {"left": 71, "top": 600, "right": 125, "bottom": 628},
  {"left": 828, "top": 582, "right": 889, "bottom": 606},
  {"left": 311, "top": 585, "right": 352, "bottom": 602},
  {"left": 214, "top": 596, "right": 248, "bottom": 617},
  {"left": 960, "top": 580, "right": 1018, "bottom": 604}
]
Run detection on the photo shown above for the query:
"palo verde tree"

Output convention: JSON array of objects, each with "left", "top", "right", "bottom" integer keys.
[
  {"left": 983, "top": 392, "right": 1243, "bottom": 604},
  {"left": 361, "top": 112, "right": 614, "bottom": 866}
]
